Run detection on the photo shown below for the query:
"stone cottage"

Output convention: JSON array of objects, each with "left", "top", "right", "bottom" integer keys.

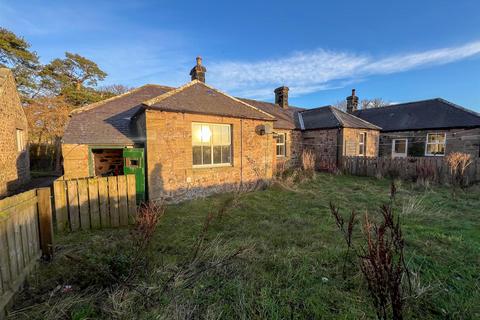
[
  {"left": 350, "top": 94, "right": 480, "bottom": 158},
  {"left": 62, "top": 58, "right": 381, "bottom": 201},
  {"left": 63, "top": 58, "right": 279, "bottom": 201},
  {"left": 298, "top": 102, "right": 381, "bottom": 169},
  {"left": 0, "top": 68, "right": 30, "bottom": 198}
]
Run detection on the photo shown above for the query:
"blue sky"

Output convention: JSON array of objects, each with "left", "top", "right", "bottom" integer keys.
[{"left": 1, "top": 0, "right": 480, "bottom": 111}]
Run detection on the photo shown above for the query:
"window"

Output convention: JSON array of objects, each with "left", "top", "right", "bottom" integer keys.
[
  {"left": 192, "top": 123, "right": 231, "bottom": 166},
  {"left": 276, "top": 133, "right": 286, "bottom": 157},
  {"left": 425, "top": 133, "right": 446, "bottom": 156},
  {"left": 16, "top": 129, "right": 25, "bottom": 152},
  {"left": 392, "top": 139, "right": 408, "bottom": 158},
  {"left": 358, "top": 132, "right": 366, "bottom": 156}
]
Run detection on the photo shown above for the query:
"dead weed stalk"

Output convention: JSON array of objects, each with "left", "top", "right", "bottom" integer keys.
[{"left": 329, "top": 182, "right": 411, "bottom": 320}]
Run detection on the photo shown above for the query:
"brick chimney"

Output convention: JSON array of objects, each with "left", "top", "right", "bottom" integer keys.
[
  {"left": 274, "top": 86, "right": 289, "bottom": 109},
  {"left": 346, "top": 89, "right": 359, "bottom": 113},
  {"left": 190, "top": 56, "right": 206, "bottom": 82}
]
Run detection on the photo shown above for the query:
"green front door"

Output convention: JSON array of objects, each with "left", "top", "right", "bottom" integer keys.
[{"left": 123, "top": 148, "right": 145, "bottom": 203}]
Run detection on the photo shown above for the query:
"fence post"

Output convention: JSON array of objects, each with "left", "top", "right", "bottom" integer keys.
[{"left": 37, "top": 188, "right": 54, "bottom": 260}]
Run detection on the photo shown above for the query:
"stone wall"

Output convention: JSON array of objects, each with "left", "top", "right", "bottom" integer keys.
[
  {"left": 145, "top": 110, "right": 275, "bottom": 202},
  {"left": 342, "top": 128, "right": 379, "bottom": 157},
  {"left": 0, "top": 69, "right": 30, "bottom": 197},
  {"left": 379, "top": 128, "right": 480, "bottom": 158},
  {"left": 302, "top": 128, "right": 340, "bottom": 169},
  {"left": 300, "top": 128, "right": 380, "bottom": 170},
  {"left": 274, "top": 129, "right": 303, "bottom": 171}
]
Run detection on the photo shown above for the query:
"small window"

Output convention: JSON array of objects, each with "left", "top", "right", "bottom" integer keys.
[
  {"left": 192, "top": 123, "right": 232, "bottom": 167},
  {"left": 358, "top": 132, "right": 366, "bottom": 156},
  {"left": 16, "top": 129, "right": 25, "bottom": 152},
  {"left": 276, "top": 133, "right": 286, "bottom": 157},
  {"left": 425, "top": 133, "right": 446, "bottom": 156},
  {"left": 392, "top": 139, "right": 408, "bottom": 158}
]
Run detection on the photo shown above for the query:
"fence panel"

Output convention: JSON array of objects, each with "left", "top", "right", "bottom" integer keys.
[
  {"left": 341, "top": 156, "right": 480, "bottom": 183},
  {"left": 52, "top": 175, "right": 137, "bottom": 232},
  {"left": 0, "top": 188, "right": 53, "bottom": 317}
]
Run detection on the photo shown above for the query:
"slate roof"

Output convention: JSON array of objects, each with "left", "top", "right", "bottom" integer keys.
[
  {"left": 238, "top": 98, "right": 305, "bottom": 129},
  {"left": 63, "top": 84, "right": 173, "bottom": 145},
  {"left": 144, "top": 81, "right": 275, "bottom": 121},
  {"left": 299, "top": 106, "right": 381, "bottom": 130},
  {"left": 353, "top": 98, "right": 480, "bottom": 132}
]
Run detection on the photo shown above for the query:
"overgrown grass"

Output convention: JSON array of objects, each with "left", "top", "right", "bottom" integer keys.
[{"left": 10, "top": 173, "right": 480, "bottom": 319}]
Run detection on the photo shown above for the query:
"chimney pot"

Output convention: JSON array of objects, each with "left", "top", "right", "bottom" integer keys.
[
  {"left": 190, "top": 56, "right": 206, "bottom": 82},
  {"left": 274, "top": 86, "right": 289, "bottom": 109}
]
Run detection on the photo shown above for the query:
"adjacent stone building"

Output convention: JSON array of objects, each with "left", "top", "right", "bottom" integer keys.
[
  {"left": 352, "top": 98, "right": 480, "bottom": 158},
  {"left": 0, "top": 68, "right": 30, "bottom": 198},
  {"left": 298, "top": 105, "right": 380, "bottom": 169}
]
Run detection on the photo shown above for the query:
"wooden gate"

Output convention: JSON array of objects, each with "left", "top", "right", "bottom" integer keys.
[
  {"left": 0, "top": 188, "right": 53, "bottom": 317},
  {"left": 53, "top": 175, "right": 137, "bottom": 231}
]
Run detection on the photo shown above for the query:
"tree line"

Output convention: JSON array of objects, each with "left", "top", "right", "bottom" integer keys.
[{"left": 1, "top": 27, "right": 131, "bottom": 172}]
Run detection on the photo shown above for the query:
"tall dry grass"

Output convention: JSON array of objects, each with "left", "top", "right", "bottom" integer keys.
[{"left": 445, "top": 152, "right": 472, "bottom": 188}]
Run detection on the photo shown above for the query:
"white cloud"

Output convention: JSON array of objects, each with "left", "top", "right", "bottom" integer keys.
[{"left": 208, "top": 40, "right": 480, "bottom": 100}]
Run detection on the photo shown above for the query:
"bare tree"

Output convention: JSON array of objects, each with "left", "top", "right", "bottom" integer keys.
[
  {"left": 333, "top": 99, "right": 348, "bottom": 111},
  {"left": 361, "top": 98, "right": 388, "bottom": 109},
  {"left": 98, "top": 84, "right": 132, "bottom": 97}
]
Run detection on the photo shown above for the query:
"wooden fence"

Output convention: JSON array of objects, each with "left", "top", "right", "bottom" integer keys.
[
  {"left": 340, "top": 156, "right": 480, "bottom": 184},
  {"left": 53, "top": 175, "right": 137, "bottom": 232},
  {"left": 0, "top": 188, "right": 53, "bottom": 317}
]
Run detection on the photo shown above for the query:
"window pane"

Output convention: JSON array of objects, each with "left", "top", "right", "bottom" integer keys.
[
  {"left": 200, "top": 125, "right": 211, "bottom": 145},
  {"left": 222, "top": 125, "right": 231, "bottom": 145},
  {"left": 394, "top": 140, "right": 406, "bottom": 153},
  {"left": 276, "top": 134, "right": 284, "bottom": 144},
  {"left": 213, "top": 145, "right": 222, "bottom": 164},
  {"left": 212, "top": 125, "right": 222, "bottom": 145},
  {"left": 193, "top": 146, "right": 202, "bottom": 165},
  {"left": 359, "top": 145, "right": 365, "bottom": 155},
  {"left": 192, "top": 124, "right": 202, "bottom": 145},
  {"left": 222, "top": 145, "right": 231, "bottom": 163},
  {"left": 202, "top": 145, "right": 212, "bottom": 164}
]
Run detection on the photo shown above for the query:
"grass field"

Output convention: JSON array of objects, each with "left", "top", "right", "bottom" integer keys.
[{"left": 10, "top": 173, "right": 480, "bottom": 319}]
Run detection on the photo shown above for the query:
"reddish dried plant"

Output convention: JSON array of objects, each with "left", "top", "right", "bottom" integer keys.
[
  {"left": 133, "top": 201, "right": 166, "bottom": 249},
  {"left": 330, "top": 182, "right": 409, "bottom": 320}
]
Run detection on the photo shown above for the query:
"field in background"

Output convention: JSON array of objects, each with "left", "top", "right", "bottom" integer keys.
[{"left": 9, "top": 173, "right": 480, "bottom": 319}]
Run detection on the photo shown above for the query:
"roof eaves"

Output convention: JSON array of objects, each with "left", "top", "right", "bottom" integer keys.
[
  {"left": 329, "top": 107, "right": 344, "bottom": 128},
  {"left": 298, "top": 112, "right": 305, "bottom": 130}
]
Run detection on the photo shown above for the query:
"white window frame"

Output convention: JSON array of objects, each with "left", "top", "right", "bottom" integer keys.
[
  {"left": 16, "top": 129, "right": 25, "bottom": 152},
  {"left": 358, "top": 132, "right": 366, "bottom": 156},
  {"left": 275, "top": 133, "right": 286, "bottom": 157},
  {"left": 391, "top": 139, "right": 408, "bottom": 158},
  {"left": 425, "top": 133, "right": 446, "bottom": 156},
  {"left": 192, "top": 123, "right": 232, "bottom": 168}
]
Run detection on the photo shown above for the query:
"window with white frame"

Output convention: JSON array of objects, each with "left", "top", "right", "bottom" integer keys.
[
  {"left": 192, "top": 123, "right": 232, "bottom": 166},
  {"left": 16, "top": 129, "right": 25, "bottom": 152},
  {"left": 358, "top": 132, "right": 366, "bottom": 156},
  {"left": 392, "top": 139, "right": 408, "bottom": 158},
  {"left": 275, "top": 133, "right": 286, "bottom": 157},
  {"left": 425, "top": 133, "right": 446, "bottom": 156}
]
